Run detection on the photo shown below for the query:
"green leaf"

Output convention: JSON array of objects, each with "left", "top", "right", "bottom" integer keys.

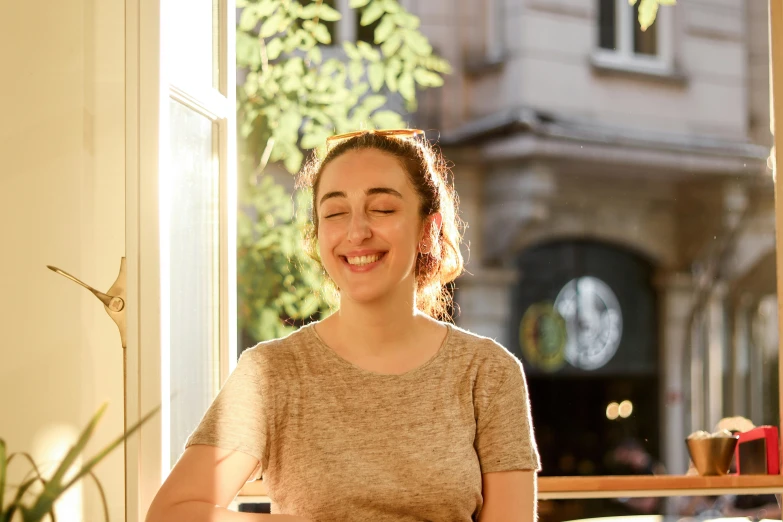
[
  {"left": 301, "top": 129, "right": 332, "bottom": 149},
  {"left": 395, "top": 11, "right": 420, "bottom": 29},
  {"left": 256, "top": 0, "right": 280, "bottom": 17},
  {"left": 350, "top": 0, "right": 371, "bottom": 7},
  {"left": 281, "top": 74, "right": 301, "bottom": 92},
  {"left": 404, "top": 29, "right": 431, "bottom": 55},
  {"left": 26, "top": 405, "right": 160, "bottom": 521},
  {"left": 349, "top": 60, "right": 365, "bottom": 84},
  {"left": 385, "top": 66, "right": 398, "bottom": 92},
  {"left": 0, "top": 439, "right": 6, "bottom": 514},
  {"left": 362, "top": 94, "right": 387, "bottom": 113},
  {"left": 312, "top": 23, "right": 332, "bottom": 44},
  {"left": 372, "top": 109, "right": 404, "bottom": 129},
  {"left": 383, "top": 0, "right": 400, "bottom": 13},
  {"left": 368, "top": 62, "right": 385, "bottom": 91},
  {"left": 413, "top": 68, "right": 443, "bottom": 87},
  {"left": 398, "top": 71, "right": 415, "bottom": 101},
  {"left": 266, "top": 38, "right": 283, "bottom": 60},
  {"left": 360, "top": 2, "right": 385, "bottom": 26},
  {"left": 48, "top": 403, "right": 108, "bottom": 489},
  {"left": 316, "top": 3, "right": 342, "bottom": 21},
  {"left": 374, "top": 15, "right": 396, "bottom": 43},
  {"left": 637, "top": 0, "right": 658, "bottom": 31},
  {"left": 239, "top": 6, "right": 261, "bottom": 31},
  {"left": 307, "top": 45, "right": 322, "bottom": 64},
  {"left": 357, "top": 41, "right": 381, "bottom": 61},
  {"left": 283, "top": 147, "right": 304, "bottom": 174},
  {"left": 380, "top": 32, "right": 402, "bottom": 56},
  {"left": 343, "top": 41, "right": 361, "bottom": 60},
  {"left": 300, "top": 3, "right": 318, "bottom": 18},
  {"left": 236, "top": 31, "right": 262, "bottom": 69},
  {"left": 260, "top": 12, "right": 284, "bottom": 38}
]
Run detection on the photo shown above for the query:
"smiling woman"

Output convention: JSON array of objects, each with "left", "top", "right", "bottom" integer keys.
[
  {"left": 145, "top": 130, "right": 540, "bottom": 522},
  {"left": 298, "top": 131, "right": 464, "bottom": 320}
]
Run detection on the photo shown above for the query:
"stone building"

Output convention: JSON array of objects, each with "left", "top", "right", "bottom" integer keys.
[{"left": 411, "top": 0, "right": 779, "bottom": 481}]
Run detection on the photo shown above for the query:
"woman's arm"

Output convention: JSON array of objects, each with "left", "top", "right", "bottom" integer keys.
[
  {"left": 145, "top": 445, "right": 310, "bottom": 522},
  {"left": 478, "top": 470, "right": 537, "bottom": 522}
]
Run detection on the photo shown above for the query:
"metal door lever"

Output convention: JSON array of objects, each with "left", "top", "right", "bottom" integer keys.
[{"left": 47, "top": 258, "right": 127, "bottom": 348}]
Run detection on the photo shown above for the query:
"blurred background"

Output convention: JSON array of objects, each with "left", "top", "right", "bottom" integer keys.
[{"left": 235, "top": 0, "right": 780, "bottom": 520}]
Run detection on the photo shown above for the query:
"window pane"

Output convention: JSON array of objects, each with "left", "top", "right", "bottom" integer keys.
[
  {"left": 167, "top": 0, "right": 219, "bottom": 89},
  {"left": 168, "top": 100, "right": 220, "bottom": 468},
  {"left": 598, "top": 0, "right": 616, "bottom": 50},
  {"left": 633, "top": 0, "right": 658, "bottom": 55}
]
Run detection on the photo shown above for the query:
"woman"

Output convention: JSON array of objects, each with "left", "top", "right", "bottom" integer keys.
[{"left": 145, "top": 130, "right": 540, "bottom": 522}]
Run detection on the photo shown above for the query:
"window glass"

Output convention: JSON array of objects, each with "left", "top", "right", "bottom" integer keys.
[
  {"left": 168, "top": 99, "right": 220, "bottom": 468},
  {"left": 598, "top": 0, "right": 616, "bottom": 50}
]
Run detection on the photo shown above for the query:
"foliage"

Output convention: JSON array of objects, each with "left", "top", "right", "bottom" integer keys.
[
  {"left": 238, "top": 176, "right": 331, "bottom": 342},
  {"left": 236, "top": 0, "right": 450, "bottom": 343},
  {"left": 1, "top": 404, "right": 158, "bottom": 522},
  {"left": 631, "top": 0, "right": 676, "bottom": 31}
]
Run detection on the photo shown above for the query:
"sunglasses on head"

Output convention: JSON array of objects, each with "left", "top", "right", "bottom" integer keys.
[{"left": 326, "top": 128, "right": 425, "bottom": 148}]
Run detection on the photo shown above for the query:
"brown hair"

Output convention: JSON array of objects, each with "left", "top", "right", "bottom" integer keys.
[{"left": 296, "top": 132, "right": 465, "bottom": 319}]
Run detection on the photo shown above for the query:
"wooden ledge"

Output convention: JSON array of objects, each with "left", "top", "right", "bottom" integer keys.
[
  {"left": 538, "top": 475, "right": 783, "bottom": 499},
  {"left": 237, "top": 475, "right": 783, "bottom": 502}
]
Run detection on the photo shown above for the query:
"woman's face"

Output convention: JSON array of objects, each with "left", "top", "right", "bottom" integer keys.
[{"left": 316, "top": 148, "right": 428, "bottom": 306}]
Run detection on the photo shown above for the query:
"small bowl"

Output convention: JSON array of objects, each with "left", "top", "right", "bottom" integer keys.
[{"left": 686, "top": 436, "right": 739, "bottom": 476}]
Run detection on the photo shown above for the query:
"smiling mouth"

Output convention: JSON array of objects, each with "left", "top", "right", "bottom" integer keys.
[{"left": 343, "top": 253, "right": 385, "bottom": 266}]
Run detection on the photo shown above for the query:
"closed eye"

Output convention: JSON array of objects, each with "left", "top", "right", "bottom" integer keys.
[
  {"left": 324, "top": 212, "right": 346, "bottom": 219},
  {"left": 373, "top": 210, "right": 395, "bottom": 214}
]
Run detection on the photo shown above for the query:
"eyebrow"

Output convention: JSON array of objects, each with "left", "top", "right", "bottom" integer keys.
[{"left": 319, "top": 187, "right": 403, "bottom": 205}]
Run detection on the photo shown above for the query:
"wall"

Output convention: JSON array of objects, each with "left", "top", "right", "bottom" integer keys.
[
  {"left": 0, "top": 1, "right": 126, "bottom": 520},
  {"left": 418, "top": 0, "right": 750, "bottom": 141}
]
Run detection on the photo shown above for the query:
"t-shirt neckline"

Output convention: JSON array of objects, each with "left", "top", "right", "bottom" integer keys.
[{"left": 305, "top": 321, "right": 453, "bottom": 378}]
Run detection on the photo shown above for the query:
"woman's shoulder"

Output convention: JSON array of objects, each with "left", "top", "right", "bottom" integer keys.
[
  {"left": 446, "top": 323, "right": 523, "bottom": 373},
  {"left": 238, "top": 324, "right": 317, "bottom": 370}
]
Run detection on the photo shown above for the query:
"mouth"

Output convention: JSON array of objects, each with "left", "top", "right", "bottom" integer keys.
[{"left": 341, "top": 252, "right": 386, "bottom": 270}]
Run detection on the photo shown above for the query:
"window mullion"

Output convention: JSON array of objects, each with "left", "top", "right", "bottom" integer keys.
[{"left": 617, "top": 0, "right": 633, "bottom": 59}]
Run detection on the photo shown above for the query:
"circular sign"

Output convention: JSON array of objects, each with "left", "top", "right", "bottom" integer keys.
[
  {"left": 519, "top": 302, "right": 567, "bottom": 372},
  {"left": 554, "top": 276, "right": 623, "bottom": 370}
]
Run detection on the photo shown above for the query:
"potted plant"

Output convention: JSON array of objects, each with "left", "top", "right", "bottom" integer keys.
[{"left": 1, "top": 404, "right": 158, "bottom": 522}]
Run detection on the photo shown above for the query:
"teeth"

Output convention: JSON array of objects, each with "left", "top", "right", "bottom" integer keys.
[{"left": 346, "top": 254, "right": 382, "bottom": 266}]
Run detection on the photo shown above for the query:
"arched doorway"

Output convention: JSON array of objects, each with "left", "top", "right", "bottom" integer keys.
[{"left": 511, "top": 240, "right": 660, "bottom": 477}]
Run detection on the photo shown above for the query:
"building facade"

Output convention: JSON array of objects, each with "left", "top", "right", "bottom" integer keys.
[{"left": 411, "top": 0, "right": 778, "bottom": 488}]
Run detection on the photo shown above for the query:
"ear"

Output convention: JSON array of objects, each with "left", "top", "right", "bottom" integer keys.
[{"left": 419, "top": 213, "right": 443, "bottom": 254}]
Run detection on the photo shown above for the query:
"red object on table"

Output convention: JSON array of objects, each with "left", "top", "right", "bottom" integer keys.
[{"left": 734, "top": 426, "right": 779, "bottom": 475}]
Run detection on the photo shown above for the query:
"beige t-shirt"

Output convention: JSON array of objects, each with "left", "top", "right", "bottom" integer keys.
[{"left": 186, "top": 322, "right": 540, "bottom": 521}]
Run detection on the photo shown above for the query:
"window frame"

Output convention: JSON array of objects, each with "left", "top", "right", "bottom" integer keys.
[
  {"left": 592, "top": 0, "right": 675, "bottom": 77},
  {"left": 124, "top": 0, "right": 237, "bottom": 517},
  {"left": 237, "top": 0, "right": 783, "bottom": 506}
]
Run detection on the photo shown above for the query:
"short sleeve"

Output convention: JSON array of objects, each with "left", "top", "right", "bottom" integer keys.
[
  {"left": 185, "top": 349, "right": 268, "bottom": 479},
  {"left": 475, "top": 360, "right": 541, "bottom": 474}
]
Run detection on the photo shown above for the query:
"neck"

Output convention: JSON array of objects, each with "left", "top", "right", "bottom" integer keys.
[{"left": 328, "top": 282, "right": 426, "bottom": 354}]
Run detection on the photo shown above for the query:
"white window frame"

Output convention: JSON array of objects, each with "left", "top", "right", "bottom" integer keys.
[
  {"left": 124, "top": 0, "right": 237, "bottom": 518},
  {"left": 592, "top": 0, "right": 674, "bottom": 76}
]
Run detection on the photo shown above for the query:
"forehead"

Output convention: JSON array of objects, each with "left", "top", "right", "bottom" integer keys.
[{"left": 317, "top": 149, "right": 412, "bottom": 195}]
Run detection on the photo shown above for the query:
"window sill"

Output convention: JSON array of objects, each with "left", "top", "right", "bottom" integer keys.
[
  {"left": 236, "top": 475, "right": 783, "bottom": 502},
  {"left": 538, "top": 474, "right": 783, "bottom": 499},
  {"left": 590, "top": 53, "right": 687, "bottom": 86}
]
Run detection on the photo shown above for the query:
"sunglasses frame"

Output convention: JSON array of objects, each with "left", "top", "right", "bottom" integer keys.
[{"left": 325, "top": 128, "right": 425, "bottom": 147}]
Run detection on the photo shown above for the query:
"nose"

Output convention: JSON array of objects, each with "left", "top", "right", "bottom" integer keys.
[{"left": 347, "top": 212, "right": 371, "bottom": 244}]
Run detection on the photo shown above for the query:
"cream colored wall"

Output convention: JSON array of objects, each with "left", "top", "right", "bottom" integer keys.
[{"left": 0, "top": 1, "right": 126, "bottom": 521}]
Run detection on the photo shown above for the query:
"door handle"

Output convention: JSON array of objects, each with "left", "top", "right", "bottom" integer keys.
[{"left": 47, "top": 258, "right": 127, "bottom": 348}]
